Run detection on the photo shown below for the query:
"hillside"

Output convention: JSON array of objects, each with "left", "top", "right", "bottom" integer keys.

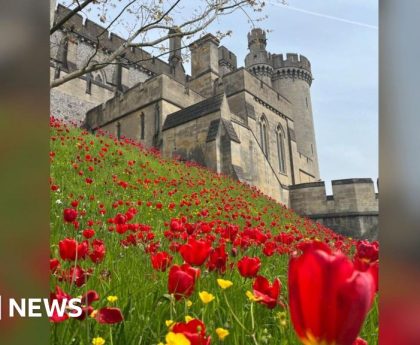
[{"left": 49, "top": 118, "right": 377, "bottom": 345}]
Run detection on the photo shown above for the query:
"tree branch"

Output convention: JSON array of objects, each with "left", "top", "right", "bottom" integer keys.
[{"left": 50, "top": 0, "right": 96, "bottom": 35}]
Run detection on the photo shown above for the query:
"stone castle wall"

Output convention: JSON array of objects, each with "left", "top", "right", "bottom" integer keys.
[{"left": 289, "top": 178, "right": 379, "bottom": 239}]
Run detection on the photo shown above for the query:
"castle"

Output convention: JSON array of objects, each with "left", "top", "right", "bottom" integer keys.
[{"left": 50, "top": 4, "right": 378, "bottom": 240}]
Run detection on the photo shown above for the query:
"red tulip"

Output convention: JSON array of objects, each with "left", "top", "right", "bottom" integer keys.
[
  {"left": 353, "top": 337, "right": 368, "bottom": 345},
  {"left": 89, "top": 239, "right": 106, "bottom": 263},
  {"left": 151, "top": 251, "right": 173, "bottom": 272},
  {"left": 252, "top": 275, "right": 281, "bottom": 309},
  {"left": 82, "top": 229, "right": 95, "bottom": 239},
  {"left": 179, "top": 238, "right": 211, "bottom": 266},
  {"left": 288, "top": 241, "right": 376, "bottom": 345},
  {"left": 356, "top": 240, "right": 379, "bottom": 263},
  {"left": 168, "top": 264, "right": 200, "bottom": 300},
  {"left": 59, "top": 265, "right": 91, "bottom": 287},
  {"left": 171, "top": 318, "right": 211, "bottom": 345},
  {"left": 50, "top": 258, "right": 60, "bottom": 273},
  {"left": 59, "top": 238, "right": 88, "bottom": 261},
  {"left": 207, "top": 244, "right": 228, "bottom": 274},
  {"left": 237, "top": 256, "right": 261, "bottom": 278},
  {"left": 96, "top": 307, "right": 124, "bottom": 324},
  {"left": 49, "top": 286, "right": 71, "bottom": 322},
  {"left": 77, "top": 290, "right": 100, "bottom": 320},
  {"left": 63, "top": 208, "right": 78, "bottom": 222}
]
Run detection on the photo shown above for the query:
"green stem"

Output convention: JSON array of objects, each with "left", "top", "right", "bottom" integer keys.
[
  {"left": 223, "top": 292, "right": 246, "bottom": 331},
  {"left": 109, "top": 327, "right": 114, "bottom": 345}
]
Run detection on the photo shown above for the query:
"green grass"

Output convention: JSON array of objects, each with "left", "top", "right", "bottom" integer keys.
[{"left": 50, "top": 120, "right": 378, "bottom": 345}]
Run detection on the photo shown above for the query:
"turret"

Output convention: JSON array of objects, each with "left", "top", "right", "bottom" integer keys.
[
  {"left": 168, "top": 27, "right": 182, "bottom": 68},
  {"left": 271, "top": 53, "right": 319, "bottom": 179},
  {"left": 245, "top": 28, "right": 272, "bottom": 86},
  {"left": 189, "top": 34, "right": 220, "bottom": 97}
]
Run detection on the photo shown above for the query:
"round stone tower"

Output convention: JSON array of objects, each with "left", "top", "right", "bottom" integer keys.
[
  {"left": 245, "top": 28, "right": 273, "bottom": 85},
  {"left": 271, "top": 53, "right": 320, "bottom": 179}
]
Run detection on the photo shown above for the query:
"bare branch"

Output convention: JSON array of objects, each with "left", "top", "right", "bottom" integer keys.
[
  {"left": 50, "top": 0, "right": 96, "bottom": 35},
  {"left": 50, "top": 0, "right": 266, "bottom": 88}
]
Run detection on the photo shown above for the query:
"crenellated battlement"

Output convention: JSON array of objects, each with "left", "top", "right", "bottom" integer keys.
[
  {"left": 272, "top": 53, "right": 311, "bottom": 71},
  {"left": 219, "top": 46, "right": 237, "bottom": 70},
  {"left": 289, "top": 178, "right": 378, "bottom": 239},
  {"left": 247, "top": 28, "right": 267, "bottom": 50},
  {"left": 53, "top": 4, "right": 172, "bottom": 77}
]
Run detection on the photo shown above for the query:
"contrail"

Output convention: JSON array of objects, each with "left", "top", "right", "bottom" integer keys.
[{"left": 268, "top": 2, "right": 378, "bottom": 30}]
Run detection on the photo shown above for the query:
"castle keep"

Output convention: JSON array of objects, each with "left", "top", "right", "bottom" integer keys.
[{"left": 50, "top": 5, "right": 378, "bottom": 239}]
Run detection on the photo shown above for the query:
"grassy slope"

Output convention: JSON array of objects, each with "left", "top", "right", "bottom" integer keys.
[{"left": 50, "top": 120, "right": 377, "bottom": 345}]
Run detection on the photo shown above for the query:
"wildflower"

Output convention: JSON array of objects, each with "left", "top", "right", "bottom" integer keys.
[
  {"left": 59, "top": 238, "right": 89, "bottom": 261},
  {"left": 90, "top": 239, "right": 106, "bottom": 263},
  {"left": 353, "top": 337, "right": 368, "bottom": 345},
  {"left": 186, "top": 300, "right": 193, "bottom": 307},
  {"left": 95, "top": 307, "right": 124, "bottom": 324},
  {"left": 217, "top": 279, "right": 233, "bottom": 290},
  {"left": 77, "top": 290, "right": 100, "bottom": 320},
  {"left": 63, "top": 208, "right": 78, "bottom": 222},
  {"left": 107, "top": 296, "right": 118, "bottom": 303},
  {"left": 179, "top": 238, "right": 211, "bottom": 266},
  {"left": 246, "top": 290, "right": 262, "bottom": 302},
  {"left": 206, "top": 244, "right": 228, "bottom": 274},
  {"left": 83, "top": 229, "right": 95, "bottom": 239},
  {"left": 288, "top": 241, "right": 375, "bottom": 345},
  {"left": 168, "top": 264, "right": 200, "bottom": 300},
  {"left": 92, "top": 337, "right": 105, "bottom": 345},
  {"left": 252, "top": 275, "right": 281, "bottom": 309},
  {"left": 171, "top": 319, "right": 211, "bottom": 345},
  {"left": 215, "top": 328, "right": 229, "bottom": 341},
  {"left": 276, "top": 311, "right": 287, "bottom": 327},
  {"left": 237, "top": 256, "right": 261, "bottom": 278},
  {"left": 199, "top": 291, "right": 215, "bottom": 304},
  {"left": 165, "top": 332, "right": 191, "bottom": 345},
  {"left": 151, "top": 251, "right": 173, "bottom": 272},
  {"left": 185, "top": 315, "right": 194, "bottom": 323},
  {"left": 166, "top": 319, "right": 174, "bottom": 327}
]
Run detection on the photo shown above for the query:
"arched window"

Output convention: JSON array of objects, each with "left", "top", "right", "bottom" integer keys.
[
  {"left": 140, "top": 113, "right": 145, "bottom": 140},
  {"left": 259, "top": 115, "right": 269, "bottom": 157},
  {"left": 86, "top": 73, "right": 92, "bottom": 94},
  {"left": 276, "top": 124, "right": 286, "bottom": 173},
  {"left": 95, "top": 74, "right": 103, "bottom": 83}
]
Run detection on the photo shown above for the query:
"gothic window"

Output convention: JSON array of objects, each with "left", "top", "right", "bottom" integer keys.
[
  {"left": 95, "top": 74, "right": 103, "bottom": 83},
  {"left": 140, "top": 113, "right": 145, "bottom": 140},
  {"left": 154, "top": 103, "right": 160, "bottom": 135},
  {"left": 86, "top": 74, "right": 92, "bottom": 94},
  {"left": 276, "top": 124, "right": 286, "bottom": 173},
  {"left": 117, "top": 122, "right": 121, "bottom": 140},
  {"left": 259, "top": 115, "right": 269, "bottom": 157}
]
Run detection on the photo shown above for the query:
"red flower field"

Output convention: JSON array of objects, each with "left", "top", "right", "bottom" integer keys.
[{"left": 49, "top": 118, "right": 378, "bottom": 344}]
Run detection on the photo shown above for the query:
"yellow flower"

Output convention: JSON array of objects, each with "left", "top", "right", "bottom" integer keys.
[
  {"left": 199, "top": 291, "right": 215, "bottom": 304},
  {"left": 217, "top": 279, "right": 233, "bottom": 290},
  {"left": 186, "top": 300, "right": 193, "bottom": 307},
  {"left": 165, "top": 332, "right": 191, "bottom": 345},
  {"left": 185, "top": 315, "right": 194, "bottom": 323},
  {"left": 107, "top": 295, "right": 118, "bottom": 303},
  {"left": 166, "top": 319, "right": 174, "bottom": 328},
  {"left": 276, "top": 311, "right": 287, "bottom": 327},
  {"left": 90, "top": 309, "right": 98, "bottom": 318},
  {"left": 92, "top": 337, "right": 105, "bottom": 345},
  {"left": 246, "top": 290, "right": 262, "bottom": 302},
  {"left": 215, "top": 328, "right": 229, "bottom": 341}
]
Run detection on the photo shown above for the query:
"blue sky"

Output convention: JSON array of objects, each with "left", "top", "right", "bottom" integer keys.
[
  {"left": 59, "top": 0, "right": 378, "bottom": 193},
  {"left": 200, "top": 0, "right": 379, "bottom": 193}
]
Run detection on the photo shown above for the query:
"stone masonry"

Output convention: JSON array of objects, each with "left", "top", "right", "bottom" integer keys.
[{"left": 50, "top": 4, "right": 378, "bottom": 239}]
